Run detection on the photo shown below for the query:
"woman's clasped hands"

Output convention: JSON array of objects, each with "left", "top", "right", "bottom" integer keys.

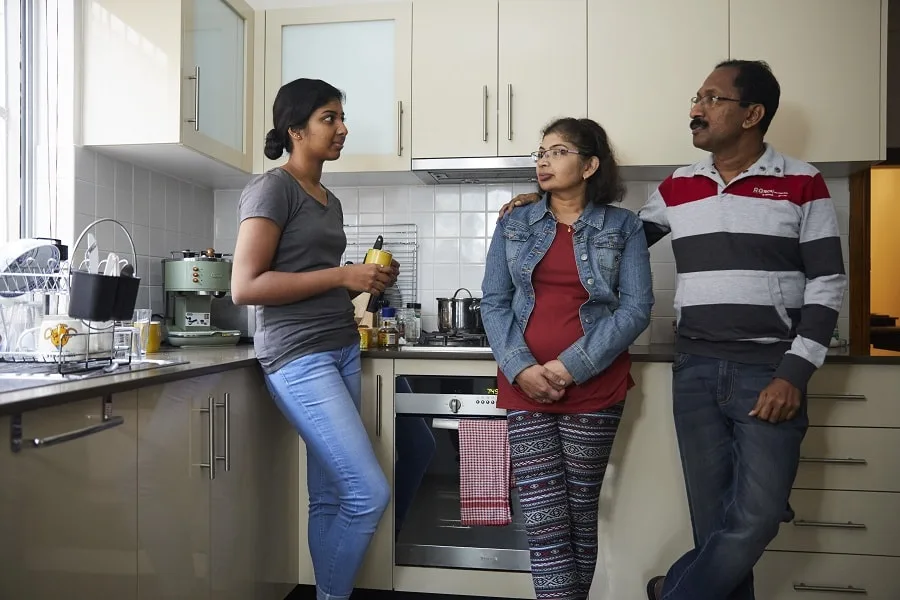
[{"left": 514, "top": 359, "right": 574, "bottom": 404}]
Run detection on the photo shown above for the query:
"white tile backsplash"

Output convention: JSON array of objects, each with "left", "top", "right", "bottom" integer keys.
[
  {"left": 213, "top": 176, "right": 853, "bottom": 345},
  {"left": 73, "top": 146, "right": 215, "bottom": 316}
]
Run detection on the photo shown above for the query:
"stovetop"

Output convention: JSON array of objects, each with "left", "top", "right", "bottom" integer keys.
[{"left": 399, "top": 331, "right": 493, "bottom": 353}]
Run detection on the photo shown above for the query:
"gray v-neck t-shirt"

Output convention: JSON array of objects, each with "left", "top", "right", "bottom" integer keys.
[{"left": 238, "top": 167, "right": 357, "bottom": 373}]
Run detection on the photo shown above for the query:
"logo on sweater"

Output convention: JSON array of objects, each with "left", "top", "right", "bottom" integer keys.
[{"left": 752, "top": 186, "right": 791, "bottom": 200}]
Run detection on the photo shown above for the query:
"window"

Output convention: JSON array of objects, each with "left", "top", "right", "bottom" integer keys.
[{"left": 0, "top": 0, "right": 22, "bottom": 245}]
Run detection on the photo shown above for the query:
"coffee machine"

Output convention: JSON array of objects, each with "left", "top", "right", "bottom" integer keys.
[{"left": 162, "top": 249, "right": 241, "bottom": 347}]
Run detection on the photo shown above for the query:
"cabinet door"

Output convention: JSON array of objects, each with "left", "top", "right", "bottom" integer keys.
[
  {"left": 411, "top": 0, "right": 499, "bottom": 158},
  {"left": 209, "top": 369, "right": 258, "bottom": 600},
  {"left": 587, "top": 0, "right": 727, "bottom": 166},
  {"left": 729, "top": 0, "right": 884, "bottom": 163},
  {"left": 264, "top": 3, "right": 412, "bottom": 173},
  {"left": 498, "top": 0, "right": 587, "bottom": 156},
  {"left": 136, "top": 378, "right": 216, "bottom": 600},
  {"left": 182, "top": 0, "right": 255, "bottom": 171},
  {"left": 245, "top": 368, "right": 301, "bottom": 599},
  {"left": 356, "top": 358, "right": 395, "bottom": 590},
  {"left": 0, "top": 394, "right": 138, "bottom": 600}
]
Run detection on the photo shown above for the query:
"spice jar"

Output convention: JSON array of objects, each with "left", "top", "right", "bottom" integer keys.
[{"left": 377, "top": 307, "right": 399, "bottom": 349}]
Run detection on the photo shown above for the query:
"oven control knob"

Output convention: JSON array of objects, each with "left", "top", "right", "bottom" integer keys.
[{"left": 449, "top": 398, "right": 461, "bottom": 413}]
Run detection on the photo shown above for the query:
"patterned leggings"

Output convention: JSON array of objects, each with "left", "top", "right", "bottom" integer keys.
[{"left": 507, "top": 403, "right": 624, "bottom": 600}]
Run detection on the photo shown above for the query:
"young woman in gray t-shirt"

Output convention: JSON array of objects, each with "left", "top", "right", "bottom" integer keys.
[{"left": 231, "top": 78, "right": 397, "bottom": 600}]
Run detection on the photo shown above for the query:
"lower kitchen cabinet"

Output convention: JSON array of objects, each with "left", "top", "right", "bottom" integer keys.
[
  {"left": 0, "top": 392, "right": 140, "bottom": 600},
  {"left": 136, "top": 366, "right": 298, "bottom": 600},
  {"left": 296, "top": 357, "right": 395, "bottom": 590}
]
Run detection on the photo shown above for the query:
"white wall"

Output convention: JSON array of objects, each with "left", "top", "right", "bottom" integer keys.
[
  {"left": 73, "top": 147, "right": 215, "bottom": 317},
  {"left": 214, "top": 177, "right": 852, "bottom": 343}
]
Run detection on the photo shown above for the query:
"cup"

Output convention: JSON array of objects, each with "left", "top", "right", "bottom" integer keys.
[
  {"left": 137, "top": 320, "right": 162, "bottom": 354},
  {"left": 16, "top": 317, "right": 114, "bottom": 356}
]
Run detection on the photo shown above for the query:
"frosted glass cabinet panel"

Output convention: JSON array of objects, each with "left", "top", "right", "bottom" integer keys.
[
  {"left": 182, "top": 0, "right": 255, "bottom": 171},
  {"left": 263, "top": 3, "right": 412, "bottom": 174}
]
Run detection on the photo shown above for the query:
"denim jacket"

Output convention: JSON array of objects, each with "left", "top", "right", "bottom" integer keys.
[{"left": 481, "top": 194, "right": 654, "bottom": 385}]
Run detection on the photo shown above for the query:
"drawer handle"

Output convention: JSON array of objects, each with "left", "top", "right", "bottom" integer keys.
[
  {"left": 807, "top": 393, "right": 866, "bottom": 401},
  {"left": 799, "top": 457, "right": 867, "bottom": 465},
  {"left": 793, "top": 583, "right": 867, "bottom": 594},
  {"left": 794, "top": 519, "right": 867, "bottom": 530},
  {"left": 9, "top": 396, "right": 123, "bottom": 452}
]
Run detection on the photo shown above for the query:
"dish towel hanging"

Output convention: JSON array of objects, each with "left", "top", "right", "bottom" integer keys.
[{"left": 458, "top": 418, "right": 512, "bottom": 526}]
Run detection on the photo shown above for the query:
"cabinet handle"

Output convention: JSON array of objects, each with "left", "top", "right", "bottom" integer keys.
[
  {"left": 376, "top": 374, "right": 382, "bottom": 438},
  {"left": 793, "top": 519, "right": 867, "bottom": 530},
  {"left": 9, "top": 396, "right": 123, "bottom": 453},
  {"left": 397, "top": 101, "right": 403, "bottom": 157},
  {"left": 792, "top": 583, "right": 867, "bottom": 594},
  {"left": 507, "top": 84, "right": 513, "bottom": 141},
  {"left": 807, "top": 393, "right": 866, "bottom": 401},
  {"left": 215, "top": 393, "right": 230, "bottom": 472},
  {"left": 799, "top": 457, "right": 867, "bottom": 465},
  {"left": 199, "top": 395, "right": 215, "bottom": 480},
  {"left": 482, "top": 85, "right": 488, "bottom": 142},
  {"left": 185, "top": 66, "right": 200, "bottom": 131}
]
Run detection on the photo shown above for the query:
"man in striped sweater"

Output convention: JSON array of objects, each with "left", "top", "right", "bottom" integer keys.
[
  {"left": 501, "top": 59, "right": 846, "bottom": 600},
  {"left": 642, "top": 60, "right": 846, "bottom": 600}
]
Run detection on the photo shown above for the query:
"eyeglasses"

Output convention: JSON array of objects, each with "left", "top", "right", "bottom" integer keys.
[
  {"left": 691, "top": 95, "right": 756, "bottom": 108},
  {"left": 530, "top": 148, "right": 584, "bottom": 162}
]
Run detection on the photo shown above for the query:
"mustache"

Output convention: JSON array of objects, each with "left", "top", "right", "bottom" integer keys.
[{"left": 690, "top": 117, "right": 708, "bottom": 130}]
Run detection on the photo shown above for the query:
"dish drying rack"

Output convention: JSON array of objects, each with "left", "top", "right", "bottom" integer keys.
[
  {"left": 0, "top": 219, "right": 141, "bottom": 373},
  {"left": 343, "top": 223, "right": 418, "bottom": 305}
]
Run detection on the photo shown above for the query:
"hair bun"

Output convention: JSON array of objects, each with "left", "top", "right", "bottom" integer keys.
[{"left": 264, "top": 128, "right": 285, "bottom": 160}]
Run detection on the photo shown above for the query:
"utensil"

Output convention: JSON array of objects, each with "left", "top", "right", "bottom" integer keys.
[
  {"left": 436, "top": 288, "right": 483, "bottom": 334},
  {"left": 85, "top": 233, "right": 99, "bottom": 273}
]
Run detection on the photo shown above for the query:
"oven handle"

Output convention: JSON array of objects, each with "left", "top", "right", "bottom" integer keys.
[{"left": 432, "top": 418, "right": 460, "bottom": 430}]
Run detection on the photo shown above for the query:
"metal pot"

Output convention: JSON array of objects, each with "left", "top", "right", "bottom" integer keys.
[{"left": 436, "top": 288, "right": 483, "bottom": 334}]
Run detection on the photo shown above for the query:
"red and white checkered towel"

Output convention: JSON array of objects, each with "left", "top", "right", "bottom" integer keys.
[{"left": 459, "top": 419, "right": 512, "bottom": 526}]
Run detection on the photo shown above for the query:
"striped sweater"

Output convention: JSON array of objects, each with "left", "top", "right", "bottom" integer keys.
[{"left": 639, "top": 144, "right": 846, "bottom": 390}]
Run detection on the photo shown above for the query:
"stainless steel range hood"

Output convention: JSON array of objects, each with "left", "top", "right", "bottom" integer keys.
[{"left": 411, "top": 156, "right": 537, "bottom": 185}]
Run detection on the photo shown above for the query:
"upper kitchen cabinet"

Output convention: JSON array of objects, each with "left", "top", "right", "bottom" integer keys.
[
  {"left": 412, "top": 0, "right": 586, "bottom": 159},
  {"left": 262, "top": 3, "right": 412, "bottom": 174},
  {"left": 729, "top": 0, "right": 885, "bottom": 164},
  {"left": 82, "top": 0, "right": 255, "bottom": 186},
  {"left": 587, "top": 0, "right": 727, "bottom": 168}
]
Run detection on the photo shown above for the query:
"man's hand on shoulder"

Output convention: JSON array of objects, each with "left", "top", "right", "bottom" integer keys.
[
  {"left": 750, "top": 377, "right": 802, "bottom": 423},
  {"left": 497, "top": 193, "right": 540, "bottom": 220}
]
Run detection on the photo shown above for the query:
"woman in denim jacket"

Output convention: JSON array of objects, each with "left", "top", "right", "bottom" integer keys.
[{"left": 481, "top": 118, "right": 654, "bottom": 600}]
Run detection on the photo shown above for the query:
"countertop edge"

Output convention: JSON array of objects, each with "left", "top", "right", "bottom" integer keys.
[{"left": 0, "top": 354, "right": 260, "bottom": 416}]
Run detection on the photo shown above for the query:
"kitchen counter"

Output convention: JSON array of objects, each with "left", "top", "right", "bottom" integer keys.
[
  {"left": 4, "top": 342, "right": 898, "bottom": 416},
  {"left": 0, "top": 345, "right": 259, "bottom": 415}
]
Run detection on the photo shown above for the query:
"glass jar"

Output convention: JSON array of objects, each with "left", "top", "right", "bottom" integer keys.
[
  {"left": 378, "top": 307, "right": 399, "bottom": 349},
  {"left": 401, "top": 302, "right": 421, "bottom": 344}
]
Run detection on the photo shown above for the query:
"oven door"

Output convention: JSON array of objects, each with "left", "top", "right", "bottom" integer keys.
[{"left": 394, "top": 375, "right": 530, "bottom": 573}]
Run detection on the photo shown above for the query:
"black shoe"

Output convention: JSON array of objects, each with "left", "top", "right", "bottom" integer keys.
[{"left": 646, "top": 576, "right": 665, "bottom": 600}]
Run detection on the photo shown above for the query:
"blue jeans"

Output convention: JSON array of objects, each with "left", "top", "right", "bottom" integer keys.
[
  {"left": 264, "top": 344, "right": 390, "bottom": 600},
  {"left": 662, "top": 353, "right": 808, "bottom": 600}
]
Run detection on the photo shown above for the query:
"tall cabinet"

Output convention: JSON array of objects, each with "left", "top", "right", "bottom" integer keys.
[
  {"left": 82, "top": 0, "right": 255, "bottom": 177},
  {"left": 411, "top": 0, "right": 587, "bottom": 159},
  {"left": 261, "top": 4, "right": 412, "bottom": 174}
]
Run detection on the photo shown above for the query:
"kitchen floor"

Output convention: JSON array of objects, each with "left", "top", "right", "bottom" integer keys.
[{"left": 286, "top": 585, "right": 508, "bottom": 600}]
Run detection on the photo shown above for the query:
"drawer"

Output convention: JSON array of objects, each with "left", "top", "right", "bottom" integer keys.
[
  {"left": 769, "top": 489, "right": 900, "bottom": 557},
  {"left": 808, "top": 364, "right": 900, "bottom": 427},
  {"left": 756, "top": 551, "right": 899, "bottom": 599},
  {"left": 795, "top": 427, "right": 900, "bottom": 492}
]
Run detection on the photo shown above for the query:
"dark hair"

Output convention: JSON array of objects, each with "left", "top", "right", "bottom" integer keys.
[
  {"left": 542, "top": 117, "right": 624, "bottom": 205},
  {"left": 264, "top": 78, "right": 345, "bottom": 160},
  {"left": 715, "top": 59, "right": 781, "bottom": 134}
]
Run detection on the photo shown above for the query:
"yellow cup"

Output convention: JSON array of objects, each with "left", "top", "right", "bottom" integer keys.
[
  {"left": 138, "top": 321, "right": 163, "bottom": 354},
  {"left": 364, "top": 248, "right": 393, "bottom": 268}
]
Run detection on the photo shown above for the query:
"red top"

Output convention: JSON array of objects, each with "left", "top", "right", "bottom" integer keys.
[{"left": 497, "top": 222, "right": 634, "bottom": 414}]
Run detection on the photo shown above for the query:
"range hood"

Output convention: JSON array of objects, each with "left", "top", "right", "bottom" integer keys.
[{"left": 412, "top": 156, "right": 537, "bottom": 185}]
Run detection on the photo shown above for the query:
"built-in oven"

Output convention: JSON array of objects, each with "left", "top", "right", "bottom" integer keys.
[{"left": 394, "top": 373, "right": 530, "bottom": 572}]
